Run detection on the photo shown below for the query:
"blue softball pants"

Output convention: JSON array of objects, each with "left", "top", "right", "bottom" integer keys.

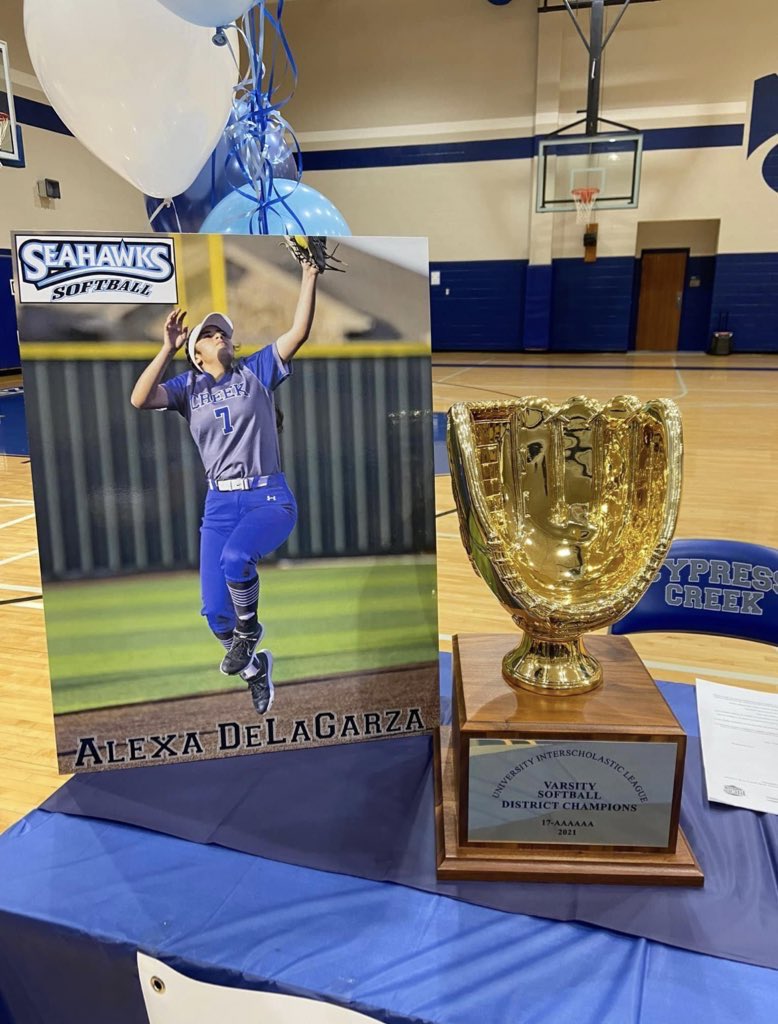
[{"left": 199, "top": 475, "right": 297, "bottom": 637}]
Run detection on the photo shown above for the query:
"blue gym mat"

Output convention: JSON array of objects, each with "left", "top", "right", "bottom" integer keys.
[{"left": 0, "top": 388, "right": 28, "bottom": 457}]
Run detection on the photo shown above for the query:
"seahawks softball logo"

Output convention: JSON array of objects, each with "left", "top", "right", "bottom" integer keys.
[{"left": 14, "top": 234, "right": 178, "bottom": 305}]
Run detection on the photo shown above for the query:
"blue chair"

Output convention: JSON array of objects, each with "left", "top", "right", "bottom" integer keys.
[{"left": 611, "top": 538, "right": 778, "bottom": 645}]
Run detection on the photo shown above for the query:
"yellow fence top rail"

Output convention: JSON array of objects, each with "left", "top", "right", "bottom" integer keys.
[{"left": 20, "top": 342, "right": 431, "bottom": 361}]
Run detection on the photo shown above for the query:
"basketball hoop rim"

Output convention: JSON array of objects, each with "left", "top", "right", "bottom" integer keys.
[
  {"left": 571, "top": 185, "right": 601, "bottom": 225},
  {"left": 571, "top": 186, "right": 601, "bottom": 202}
]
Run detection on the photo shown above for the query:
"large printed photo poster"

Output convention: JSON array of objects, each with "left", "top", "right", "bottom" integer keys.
[{"left": 13, "top": 232, "right": 439, "bottom": 773}]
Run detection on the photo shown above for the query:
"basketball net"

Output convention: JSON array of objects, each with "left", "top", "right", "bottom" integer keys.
[
  {"left": 0, "top": 114, "right": 10, "bottom": 160},
  {"left": 571, "top": 186, "right": 600, "bottom": 225}
]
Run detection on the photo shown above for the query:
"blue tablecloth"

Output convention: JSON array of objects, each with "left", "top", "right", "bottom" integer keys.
[
  {"left": 0, "top": 809, "right": 776, "bottom": 1024},
  {"left": 41, "top": 666, "right": 778, "bottom": 971},
  {"left": 0, "top": 665, "right": 776, "bottom": 1023}
]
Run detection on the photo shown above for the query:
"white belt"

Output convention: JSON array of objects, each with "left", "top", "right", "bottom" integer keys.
[{"left": 208, "top": 475, "right": 271, "bottom": 492}]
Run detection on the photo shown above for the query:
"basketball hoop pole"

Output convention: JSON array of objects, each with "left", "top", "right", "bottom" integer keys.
[
  {"left": 561, "top": 0, "right": 634, "bottom": 136},
  {"left": 585, "top": 0, "right": 605, "bottom": 136}
]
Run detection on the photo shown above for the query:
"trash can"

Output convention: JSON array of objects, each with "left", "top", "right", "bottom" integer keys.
[{"left": 709, "top": 330, "right": 733, "bottom": 356}]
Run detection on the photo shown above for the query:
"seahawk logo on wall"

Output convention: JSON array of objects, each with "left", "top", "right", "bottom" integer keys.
[{"left": 14, "top": 234, "right": 178, "bottom": 304}]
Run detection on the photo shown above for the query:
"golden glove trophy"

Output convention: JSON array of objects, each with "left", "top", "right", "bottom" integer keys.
[{"left": 436, "top": 396, "right": 703, "bottom": 886}]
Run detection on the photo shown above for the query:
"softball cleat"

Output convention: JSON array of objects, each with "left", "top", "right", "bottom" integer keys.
[
  {"left": 243, "top": 650, "right": 274, "bottom": 715},
  {"left": 220, "top": 622, "right": 264, "bottom": 676}
]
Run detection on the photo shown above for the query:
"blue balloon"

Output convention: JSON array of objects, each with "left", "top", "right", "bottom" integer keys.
[
  {"left": 145, "top": 113, "right": 299, "bottom": 233},
  {"left": 145, "top": 148, "right": 225, "bottom": 233},
  {"left": 199, "top": 179, "right": 351, "bottom": 235}
]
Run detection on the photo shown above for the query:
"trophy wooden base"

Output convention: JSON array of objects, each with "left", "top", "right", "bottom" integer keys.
[{"left": 435, "top": 633, "right": 704, "bottom": 887}]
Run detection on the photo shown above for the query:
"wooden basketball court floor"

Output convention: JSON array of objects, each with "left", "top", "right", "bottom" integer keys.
[{"left": 0, "top": 352, "right": 776, "bottom": 831}]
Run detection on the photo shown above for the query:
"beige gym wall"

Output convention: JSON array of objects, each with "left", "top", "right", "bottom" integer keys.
[
  {"left": 284, "top": 0, "right": 778, "bottom": 261},
  {"left": 634, "top": 220, "right": 721, "bottom": 257},
  {"left": 283, "top": 0, "right": 538, "bottom": 139},
  {"left": 304, "top": 159, "right": 534, "bottom": 261}
]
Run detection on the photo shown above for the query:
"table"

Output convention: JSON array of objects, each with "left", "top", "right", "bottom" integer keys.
[
  {"left": 0, "top": 669, "right": 776, "bottom": 1024},
  {"left": 2, "top": 806, "right": 777, "bottom": 1024}
]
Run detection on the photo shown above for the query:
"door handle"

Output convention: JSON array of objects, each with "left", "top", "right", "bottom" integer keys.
[{"left": 676, "top": 292, "right": 683, "bottom": 310}]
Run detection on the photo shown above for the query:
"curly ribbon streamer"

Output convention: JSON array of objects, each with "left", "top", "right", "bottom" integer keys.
[
  {"left": 220, "top": 0, "right": 305, "bottom": 234},
  {"left": 148, "top": 196, "right": 184, "bottom": 232}
]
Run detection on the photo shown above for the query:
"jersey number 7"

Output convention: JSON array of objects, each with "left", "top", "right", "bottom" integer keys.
[{"left": 214, "top": 406, "right": 234, "bottom": 435}]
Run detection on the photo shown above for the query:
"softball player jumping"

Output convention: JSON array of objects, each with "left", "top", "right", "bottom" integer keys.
[{"left": 130, "top": 259, "right": 320, "bottom": 714}]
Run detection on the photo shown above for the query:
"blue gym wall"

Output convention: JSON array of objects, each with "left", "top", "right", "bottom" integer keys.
[
  {"left": 709, "top": 254, "right": 778, "bottom": 351},
  {"left": 429, "top": 254, "right": 724, "bottom": 353},
  {"left": 550, "top": 257, "right": 637, "bottom": 352},
  {"left": 0, "top": 250, "right": 18, "bottom": 371},
  {"left": 429, "top": 260, "right": 527, "bottom": 351},
  {"left": 681, "top": 257, "right": 717, "bottom": 351}
]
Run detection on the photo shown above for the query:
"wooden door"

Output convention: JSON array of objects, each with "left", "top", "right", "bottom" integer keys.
[{"left": 635, "top": 250, "right": 688, "bottom": 351}]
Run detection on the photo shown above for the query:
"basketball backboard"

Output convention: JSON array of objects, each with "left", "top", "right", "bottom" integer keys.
[
  {"left": 536, "top": 131, "right": 643, "bottom": 214},
  {"left": 0, "top": 40, "right": 21, "bottom": 166}
]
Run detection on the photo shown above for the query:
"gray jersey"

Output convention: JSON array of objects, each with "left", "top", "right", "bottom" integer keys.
[{"left": 162, "top": 342, "right": 291, "bottom": 481}]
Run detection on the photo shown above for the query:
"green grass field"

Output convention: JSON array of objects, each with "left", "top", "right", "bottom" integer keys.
[{"left": 44, "top": 557, "right": 438, "bottom": 714}]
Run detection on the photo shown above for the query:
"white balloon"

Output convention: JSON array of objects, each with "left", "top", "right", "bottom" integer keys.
[
  {"left": 157, "top": 1, "right": 255, "bottom": 28},
  {"left": 24, "top": 0, "right": 238, "bottom": 198}
]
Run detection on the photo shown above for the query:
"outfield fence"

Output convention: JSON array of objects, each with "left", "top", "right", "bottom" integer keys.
[{"left": 22, "top": 346, "right": 435, "bottom": 582}]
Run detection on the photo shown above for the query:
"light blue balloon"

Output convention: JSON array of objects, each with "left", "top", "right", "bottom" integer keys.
[{"left": 199, "top": 179, "right": 351, "bottom": 235}]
